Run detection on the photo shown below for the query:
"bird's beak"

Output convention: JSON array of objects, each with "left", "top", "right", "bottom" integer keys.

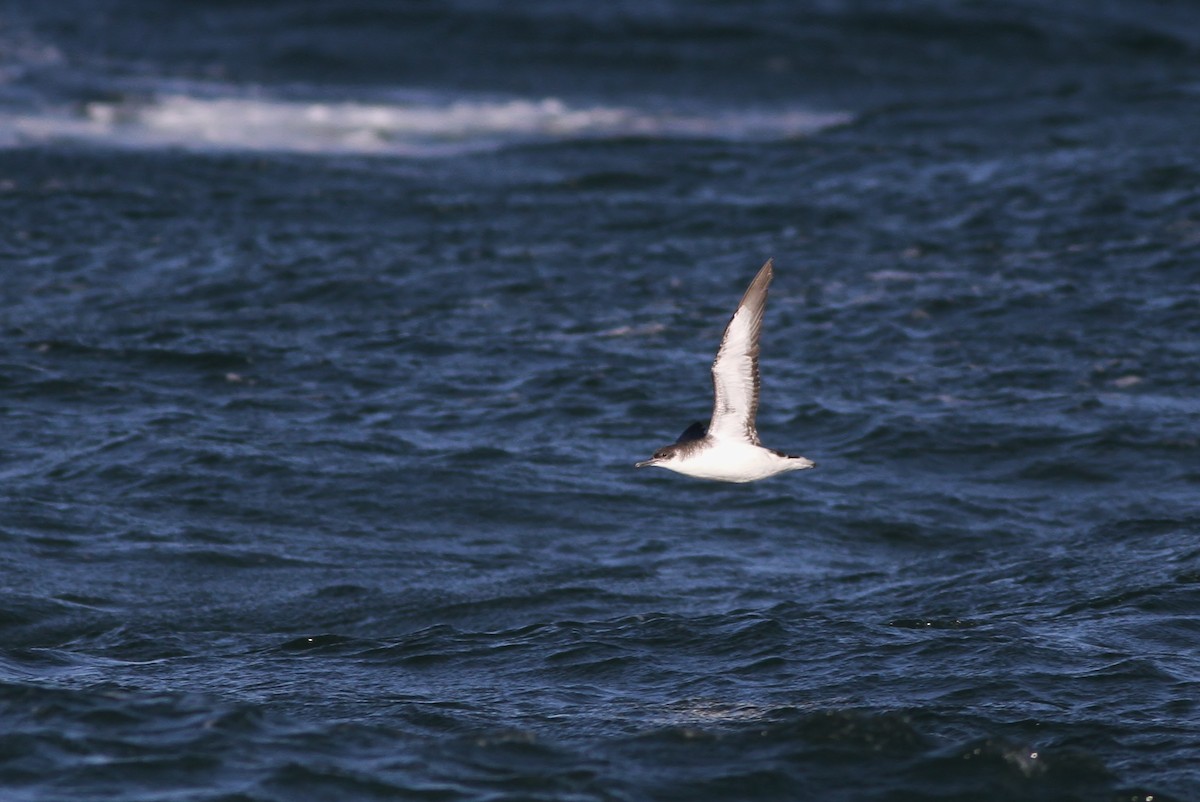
[{"left": 635, "top": 458, "right": 657, "bottom": 468}]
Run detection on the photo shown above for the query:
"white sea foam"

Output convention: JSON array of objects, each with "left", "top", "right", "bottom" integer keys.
[{"left": 0, "top": 90, "right": 851, "bottom": 156}]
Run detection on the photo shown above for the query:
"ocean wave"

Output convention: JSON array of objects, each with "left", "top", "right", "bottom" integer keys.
[{"left": 0, "top": 90, "right": 851, "bottom": 156}]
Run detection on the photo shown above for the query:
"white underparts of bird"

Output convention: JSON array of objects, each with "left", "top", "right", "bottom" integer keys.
[{"left": 635, "top": 258, "right": 815, "bottom": 483}]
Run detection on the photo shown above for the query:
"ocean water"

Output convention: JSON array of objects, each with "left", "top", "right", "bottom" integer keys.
[{"left": 2, "top": 1, "right": 1199, "bottom": 800}]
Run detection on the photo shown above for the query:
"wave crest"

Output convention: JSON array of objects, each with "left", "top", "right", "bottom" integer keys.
[{"left": 1, "top": 90, "right": 851, "bottom": 156}]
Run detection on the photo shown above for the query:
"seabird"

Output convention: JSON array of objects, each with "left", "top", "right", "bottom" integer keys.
[{"left": 635, "top": 259, "right": 815, "bottom": 482}]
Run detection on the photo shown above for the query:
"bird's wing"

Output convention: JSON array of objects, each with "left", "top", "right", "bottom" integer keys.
[
  {"left": 707, "top": 259, "right": 772, "bottom": 445},
  {"left": 674, "top": 421, "right": 708, "bottom": 444}
]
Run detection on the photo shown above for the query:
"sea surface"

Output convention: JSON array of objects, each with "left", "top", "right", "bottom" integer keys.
[{"left": 2, "top": 1, "right": 1199, "bottom": 800}]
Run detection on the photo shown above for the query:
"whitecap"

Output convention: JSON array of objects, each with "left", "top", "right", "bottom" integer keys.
[{"left": 0, "top": 87, "right": 852, "bottom": 156}]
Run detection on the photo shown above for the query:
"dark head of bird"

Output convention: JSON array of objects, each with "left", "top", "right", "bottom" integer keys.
[{"left": 635, "top": 443, "right": 681, "bottom": 469}]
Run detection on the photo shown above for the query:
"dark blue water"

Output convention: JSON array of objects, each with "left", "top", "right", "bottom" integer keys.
[{"left": 3, "top": 2, "right": 1199, "bottom": 800}]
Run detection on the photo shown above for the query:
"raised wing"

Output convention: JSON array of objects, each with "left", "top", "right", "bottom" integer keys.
[
  {"left": 674, "top": 421, "right": 708, "bottom": 444},
  {"left": 707, "top": 259, "right": 773, "bottom": 444}
]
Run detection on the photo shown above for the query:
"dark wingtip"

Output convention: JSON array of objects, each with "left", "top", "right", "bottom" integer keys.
[{"left": 735, "top": 258, "right": 775, "bottom": 312}]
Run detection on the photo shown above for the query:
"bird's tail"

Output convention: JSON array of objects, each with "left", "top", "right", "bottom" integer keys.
[{"left": 780, "top": 454, "right": 815, "bottom": 470}]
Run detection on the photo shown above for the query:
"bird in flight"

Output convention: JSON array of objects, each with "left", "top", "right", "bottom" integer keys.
[{"left": 635, "top": 259, "right": 815, "bottom": 482}]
